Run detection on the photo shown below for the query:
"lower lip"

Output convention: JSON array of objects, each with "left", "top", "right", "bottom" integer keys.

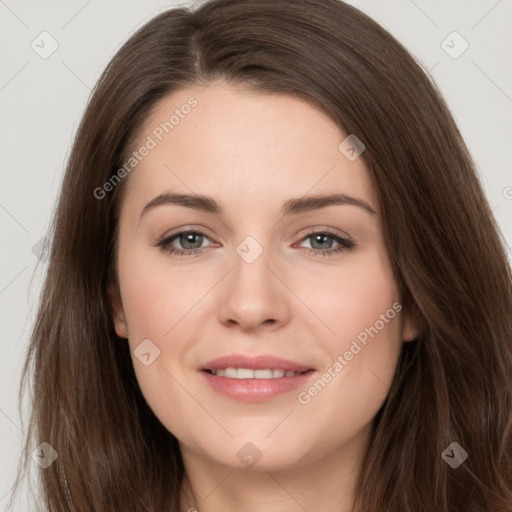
[{"left": 200, "top": 370, "right": 316, "bottom": 402}]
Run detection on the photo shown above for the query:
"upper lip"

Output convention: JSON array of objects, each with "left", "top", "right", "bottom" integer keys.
[{"left": 200, "top": 354, "right": 314, "bottom": 373}]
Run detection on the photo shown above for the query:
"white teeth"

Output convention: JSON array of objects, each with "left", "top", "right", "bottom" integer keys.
[
  {"left": 210, "top": 367, "right": 304, "bottom": 379},
  {"left": 254, "top": 369, "right": 273, "bottom": 379},
  {"left": 224, "top": 367, "right": 238, "bottom": 378},
  {"left": 237, "top": 368, "right": 254, "bottom": 379}
]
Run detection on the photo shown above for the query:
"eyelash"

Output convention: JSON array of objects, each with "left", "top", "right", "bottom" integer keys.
[{"left": 155, "top": 229, "right": 355, "bottom": 258}]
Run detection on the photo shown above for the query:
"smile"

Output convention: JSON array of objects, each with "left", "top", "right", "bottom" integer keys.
[
  {"left": 206, "top": 368, "right": 308, "bottom": 378},
  {"left": 199, "top": 354, "right": 317, "bottom": 401}
]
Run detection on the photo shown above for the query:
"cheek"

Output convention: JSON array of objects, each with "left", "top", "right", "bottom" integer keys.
[
  {"left": 116, "top": 246, "right": 207, "bottom": 441},
  {"left": 295, "top": 247, "right": 401, "bottom": 350},
  {"left": 117, "top": 243, "right": 206, "bottom": 342},
  {"left": 293, "top": 249, "right": 403, "bottom": 424}
]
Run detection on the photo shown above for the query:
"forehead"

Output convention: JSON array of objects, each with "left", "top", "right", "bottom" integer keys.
[{"left": 121, "top": 81, "right": 377, "bottom": 218}]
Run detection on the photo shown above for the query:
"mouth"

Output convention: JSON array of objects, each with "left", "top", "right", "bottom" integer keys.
[
  {"left": 203, "top": 368, "right": 312, "bottom": 379},
  {"left": 199, "top": 354, "right": 316, "bottom": 401}
]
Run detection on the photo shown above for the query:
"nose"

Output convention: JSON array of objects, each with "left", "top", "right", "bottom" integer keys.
[{"left": 217, "top": 241, "right": 291, "bottom": 332}]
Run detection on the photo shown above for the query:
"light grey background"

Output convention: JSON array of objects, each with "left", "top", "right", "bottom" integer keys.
[{"left": 1, "top": 0, "right": 511, "bottom": 508}]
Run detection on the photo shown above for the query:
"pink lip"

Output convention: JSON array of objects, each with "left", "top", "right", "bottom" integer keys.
[{"left": 199, "top": 354, "right": 316, "bottom": 402}]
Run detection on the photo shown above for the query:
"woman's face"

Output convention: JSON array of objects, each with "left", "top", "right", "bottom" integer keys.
[{"left": 111, "top": 81, "right": 418, "bottom": 472}]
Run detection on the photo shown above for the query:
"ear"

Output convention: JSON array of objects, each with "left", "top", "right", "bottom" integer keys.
[
  {"left": 402, "top": 306, "right": 420, "bottom": 342},
  {"left": 108, "top": 282, "right": 128, "bottom": 339}
]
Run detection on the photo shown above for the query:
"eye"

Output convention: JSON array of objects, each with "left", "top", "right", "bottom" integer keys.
[
  {"left": 155, "top": 228, "right": 355, "bottom": 258},
  {"left": 156, "top": 229, "right": 214, "bottom": 257},
  {"left": 296, "top": 230, "right": 355, "bottom": 258}
]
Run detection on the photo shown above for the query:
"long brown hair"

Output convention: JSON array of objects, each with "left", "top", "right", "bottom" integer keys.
[{"left": 8, "top": 0, "right": 512, "bottom": 510}]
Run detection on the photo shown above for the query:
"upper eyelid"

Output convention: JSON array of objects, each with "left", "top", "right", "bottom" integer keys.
[{"left": 158, "top": 226, "right": 216, "bottom": 242}]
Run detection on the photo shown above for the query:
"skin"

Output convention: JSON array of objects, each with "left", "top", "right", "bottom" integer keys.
[{"left": 110, "top": 81, "right": 418, "bottom": 512}]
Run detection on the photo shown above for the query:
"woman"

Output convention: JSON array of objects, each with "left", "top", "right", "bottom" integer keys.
[{"left": 9, "top": 0, "right": 512, "bottom": 510}]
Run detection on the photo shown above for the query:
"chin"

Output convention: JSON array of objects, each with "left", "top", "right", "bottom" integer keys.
[{"left": 201, "top": 436, "right": 313, "bottom": 472}]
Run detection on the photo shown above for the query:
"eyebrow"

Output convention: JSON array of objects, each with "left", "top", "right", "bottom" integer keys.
[{"left": 140, "top": 192, "right": 377, "bottom": 220}]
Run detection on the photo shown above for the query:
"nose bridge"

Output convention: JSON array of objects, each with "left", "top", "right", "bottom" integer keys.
[{"left": 217, "top": 234, "right": 289, "bottom": 329}]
